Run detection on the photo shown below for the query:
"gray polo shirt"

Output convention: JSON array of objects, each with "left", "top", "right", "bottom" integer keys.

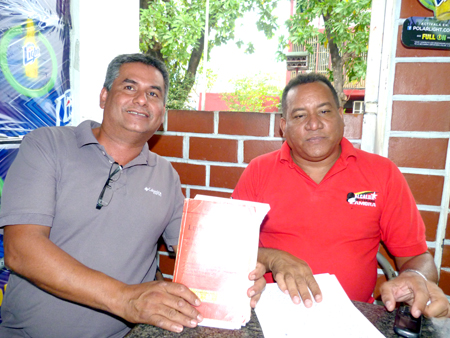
[{"left": 0, "top": 120, "right": 184, "bottom": 338}]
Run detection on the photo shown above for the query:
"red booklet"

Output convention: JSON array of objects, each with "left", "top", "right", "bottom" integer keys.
[{"left": 173, "top": 195, "right": 270, "bottom": 329}]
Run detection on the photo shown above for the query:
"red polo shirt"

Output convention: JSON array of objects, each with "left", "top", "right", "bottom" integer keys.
[{"left": 232, "top": 138, "right": 427, "bottom": 302}]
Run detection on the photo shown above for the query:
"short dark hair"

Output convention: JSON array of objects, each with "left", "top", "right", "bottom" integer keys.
[
  {"left": 281, "top": 73, "right": 340, "bottom": 117},
  {"left": 103, "top": 53, "right": 169, "bottom": 105}
]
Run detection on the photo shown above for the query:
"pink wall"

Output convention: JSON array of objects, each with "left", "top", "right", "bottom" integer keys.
[{"left": 198, "top": 93, "right": 280, "bottom": 113}]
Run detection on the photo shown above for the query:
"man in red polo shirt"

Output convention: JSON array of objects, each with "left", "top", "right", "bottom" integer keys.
[{"left": 233, "top": 73, "right": 450, "bottom": 318}]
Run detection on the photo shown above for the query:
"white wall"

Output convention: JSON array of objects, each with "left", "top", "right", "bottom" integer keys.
[
  {"left": 70, "top": 0, "right": 140, "bottom": 125},
  {"left": 362, "top": 0, "right": 397, "bottom": 156}
]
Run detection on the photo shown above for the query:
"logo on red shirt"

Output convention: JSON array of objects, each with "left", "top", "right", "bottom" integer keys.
[{"left": 347, "top": 191, "right": 378, "bottom": 207}]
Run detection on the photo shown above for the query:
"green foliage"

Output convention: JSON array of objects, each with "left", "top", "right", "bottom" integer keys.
[
  {"left": 204, "top": 68, "right": 218, "bottom": 92},
  {"left": 221, "top": 73, "right": 282, "bottom": 112},
  {"left": 277, "top": 0, "right": 371, "bottom": 90},
  {"left": 166, "top": 72, "right": 195, "bottom": 110},
  {"left": 140, "top": 0, "right": 280, "bottom": 110}
]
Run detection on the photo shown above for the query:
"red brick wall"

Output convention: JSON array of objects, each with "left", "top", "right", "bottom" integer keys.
[
  {"left": 150, "top": 110, "right": 363, "bottom": 279},
  {"left": 152, "top": 1, "right": 450, "bottom": 301},
  {"left": 154, "top": 94, "right": 450, "bottom": 301},
  {"left": 386, "top": 0, "right": 450, "bottom": 297}
]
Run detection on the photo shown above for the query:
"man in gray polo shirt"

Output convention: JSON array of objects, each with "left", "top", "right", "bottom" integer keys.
[{"left": 0, "top": 54, "right": 210, "bottom": 337}]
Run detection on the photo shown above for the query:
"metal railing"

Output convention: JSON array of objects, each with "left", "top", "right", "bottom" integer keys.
[{"left": 291, "top": 41, "right": 366, "bottom": 89}]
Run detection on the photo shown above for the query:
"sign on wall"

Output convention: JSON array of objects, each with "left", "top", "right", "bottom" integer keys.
[
  {"left": 0, "top": 0, "right": 72, "bottom": 138},
  {"left": 401, "top": 0, "right": 450, "bottom": 49},
  {"left": 402, "top": 16, "right": 450, "bottom": 49},
  {"left": 0, "top": 0, "right": 71, "bottom": 322}
]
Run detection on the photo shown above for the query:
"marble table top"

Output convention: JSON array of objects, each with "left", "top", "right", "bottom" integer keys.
[{"left": 125, "top": 301, "right": 450, "bottom": 338}]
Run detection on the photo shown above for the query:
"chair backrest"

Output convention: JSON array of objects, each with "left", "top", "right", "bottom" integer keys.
[{"left": 376, "top": 252, "right": 397, "bottom": 280}]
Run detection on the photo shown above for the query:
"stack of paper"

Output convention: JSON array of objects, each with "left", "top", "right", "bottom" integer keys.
[
  {"left": 173, "top": 195, "right": 270, "bottom": 329},
  {"left": 255, "top": 274, "right": 385, "bottom": 337}
]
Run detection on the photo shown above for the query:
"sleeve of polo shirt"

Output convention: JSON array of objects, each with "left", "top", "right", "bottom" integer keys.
[
  {"left": 379, "top": 161, "right": 427, "bottom": 257},
  {"left": 232, "top": 160, "right": 259, "bottom": 202},
  {"left": 161, "top": 172, "right": 185, "bottom": 251},
  {"left": 0, "top": 130, "right": 57, "bottom": 228}
]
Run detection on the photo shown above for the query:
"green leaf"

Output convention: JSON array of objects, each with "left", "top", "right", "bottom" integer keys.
[
  {"left": 279, "top": 0, "right": 371, "bottom": 102},
  {"left": 140, "top": 0, "right": 281, "bottom": 109}
]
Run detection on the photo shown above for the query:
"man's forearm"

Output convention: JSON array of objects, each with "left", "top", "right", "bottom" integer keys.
[
  {"left": 396, "top": 252, "right": 438, "bottom": 283},
  {"left": 4, "top": 224, "right": 126, "bottom": 316},
  {"left": 4, "top": 224, "right": 204, "bottom": 330}
]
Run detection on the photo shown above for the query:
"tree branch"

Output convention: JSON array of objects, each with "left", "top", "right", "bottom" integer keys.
[{"left": 323, "top": 12, "right": 347, "bottom": 106}]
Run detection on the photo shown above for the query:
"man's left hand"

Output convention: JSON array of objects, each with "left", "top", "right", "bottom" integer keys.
[
  {"left": 247, "top": 262, "right": 267, "bottom": 308},
  {"left": 380, "top": 271, "right": 450, "bottom": 318}
]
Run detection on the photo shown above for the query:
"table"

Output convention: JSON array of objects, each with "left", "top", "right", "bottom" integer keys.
[{"left": 125, "top": 301, "right": 450, "bottom": 338}]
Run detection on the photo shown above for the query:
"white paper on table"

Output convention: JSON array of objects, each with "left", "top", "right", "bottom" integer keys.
[{"left": 255, "top": 273, "right": 386, "bottom": 338}]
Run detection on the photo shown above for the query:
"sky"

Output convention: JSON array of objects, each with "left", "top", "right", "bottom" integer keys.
[{"left": 205, "top": 0, "right": 291, "bottom": 94}]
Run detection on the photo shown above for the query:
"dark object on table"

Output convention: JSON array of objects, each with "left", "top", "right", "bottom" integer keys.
[{"left": 394, "top": 305, "right": 422, "bottom": 338}]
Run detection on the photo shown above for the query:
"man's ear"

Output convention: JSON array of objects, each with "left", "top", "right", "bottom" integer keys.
[
  {"left": 280, "top": 117, "right": 286, "bottom": 138},
  {"left": 99, "top": 87, "right": 108, "bottom": 109},
  {"left": 338, "top": 107, "right": 344, "bottom": 119}
]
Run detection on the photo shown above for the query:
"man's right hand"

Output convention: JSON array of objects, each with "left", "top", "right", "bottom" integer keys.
[
  {"left": 259, "top": 248, "right": 322, "bottom": 307},
  {"left": 118, "top": 281, "right": 203, "bottom": 333}
]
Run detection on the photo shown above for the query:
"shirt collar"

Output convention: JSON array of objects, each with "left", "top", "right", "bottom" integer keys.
[
  {"left": 339, "top": 137, "right": 358, "bottom": 162},
  {"left": 131, "top": 142, "right": 156, "bottom": 167},
  {"left": 280, "top": 137, "right": 357, "bottom": 167},
  {"left": 75, "top": 120, "right": 100, "bottom": 148},
  {"left": 74, "top": 120, "right": 156, "bottom": 167}
]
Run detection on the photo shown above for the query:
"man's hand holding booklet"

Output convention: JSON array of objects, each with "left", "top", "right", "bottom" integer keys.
[{"left": 173, "top": 194, "right": 270, "bottom": 329}]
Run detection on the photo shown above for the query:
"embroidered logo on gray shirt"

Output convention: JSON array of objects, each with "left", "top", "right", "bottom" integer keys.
[{"left": 145, "top": 187, "right": 162, "bottom": 197}]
